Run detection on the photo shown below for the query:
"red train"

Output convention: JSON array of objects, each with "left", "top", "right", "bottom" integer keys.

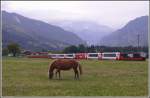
[
  {"left": 27, "top": 52, "right": 48, "bottom": 58},
  {"left": 48, "top": 52, "right": 146, "bottom": 61}
]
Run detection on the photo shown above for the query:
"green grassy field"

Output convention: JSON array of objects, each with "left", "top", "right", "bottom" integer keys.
[{"left": 2, "top": 57, "right": 148, "bottom": 96}]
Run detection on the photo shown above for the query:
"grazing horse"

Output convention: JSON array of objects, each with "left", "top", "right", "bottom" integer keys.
[{"left": 48, "top": 59, "right": 82, "bottom": 79}]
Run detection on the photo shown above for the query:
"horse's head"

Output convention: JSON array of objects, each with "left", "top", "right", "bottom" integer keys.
[{"left": 49, "top": 71, "right": 53, "bottom": 79}]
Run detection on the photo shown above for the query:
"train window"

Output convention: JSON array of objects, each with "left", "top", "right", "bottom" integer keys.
[
  {"left": 133, "top": 54, "right": 141, "bottom": 58},
  {"left": 103, "top": 54, "right": 116, "bottom": 57},
  {"left": 121, "top": 53, "right": 135, "bottom": 58},
  {"left": 67, "top": 54, "right": 73, "bottom": 57},
  {"left": 89, "top": 54, "right": 98, "bottom": 57},
  {"left": 58, "top": 55, "right": 64, "bottom": 57},
  {"left": 121, "top": 54, "right": 129, "bottom": 58},
  {"left": 128, "top": 54, "right": 133, "bottom": 58}
]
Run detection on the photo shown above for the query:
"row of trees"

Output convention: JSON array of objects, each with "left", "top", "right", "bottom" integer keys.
[
  {"left": 63, "top": 44, "right": 148, "bottom": 53},
  {"left": 2, "top": 43, "right": 148, "bottom": 56}
]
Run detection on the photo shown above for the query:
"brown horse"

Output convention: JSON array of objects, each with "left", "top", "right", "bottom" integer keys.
[{"left": 48, "top": 59, "right": 82, "bottom": 79}]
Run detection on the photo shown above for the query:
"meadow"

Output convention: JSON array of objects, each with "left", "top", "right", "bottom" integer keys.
[{"left": 2, "top": 57, "right": 148, "bottom": 96}]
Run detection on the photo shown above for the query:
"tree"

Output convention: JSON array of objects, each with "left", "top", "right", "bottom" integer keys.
[
  {"left": 7, "top": 43, "right": 20, "bottom": 57},
  {"left": 63, "top": 45, "right": 78, "bottom": 53},
  {"left": 87, "top": 45, "right": 96, "bottom": 52},
  {"left": 78, "top": 44, "right": 86, "bottom": 53}
]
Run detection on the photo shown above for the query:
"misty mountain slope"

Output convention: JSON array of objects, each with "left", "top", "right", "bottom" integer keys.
[
  {"left": 51, "top": 20, "right": 114, "bottom": 45},
  {"left": 99, "top": 16, "right": 148, "bottom": 47},
  {"left": 2, "top": 11, "right": 86, "bottom": 51}
]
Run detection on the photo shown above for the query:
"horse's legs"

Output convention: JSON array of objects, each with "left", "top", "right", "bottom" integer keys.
[
  {"left": 58, "top": 70, "right": 61, "bottom": 79},
  {"left": 55, "top": 69, "right": 58, "bottom": 79},
  {"left": 76, "top": 70, "right": 79, "bottom": 79},
  {"left": 55, "top": 69, "right": 61, "bottom": 79},
  {"left": 73, "top": 69, "right": 76, "bottom": 79},
  {"left": 73, "top": 68, "right": 79, "bottom": 80}
]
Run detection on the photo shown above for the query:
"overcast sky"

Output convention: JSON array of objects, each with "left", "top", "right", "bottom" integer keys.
[{"left": 2, "top": 1, "right": 149, "bottom": 29}]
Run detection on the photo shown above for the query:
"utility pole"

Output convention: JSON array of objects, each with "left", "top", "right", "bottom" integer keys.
[{"left": 137, "top": 34, "right": 140, "bottom": 52}]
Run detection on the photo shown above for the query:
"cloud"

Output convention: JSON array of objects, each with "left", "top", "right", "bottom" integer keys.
[{"left": 1, "top": 1, "right": 149, "bottom": 29}]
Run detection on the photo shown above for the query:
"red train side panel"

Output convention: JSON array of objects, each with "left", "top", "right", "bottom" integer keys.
[{"left": 75, "top": 53, "right": 87, "bottom": 59}]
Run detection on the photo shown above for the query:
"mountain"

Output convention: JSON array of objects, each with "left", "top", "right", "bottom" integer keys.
[
  {"left": 50, "top": 20, "right": 114, "bottom": 45},
  {"left": 99, "top": 16, "right": 148, "bottom": 47},
  {"left": 2, "top": 11, "right": 86, "bottom": 51}
]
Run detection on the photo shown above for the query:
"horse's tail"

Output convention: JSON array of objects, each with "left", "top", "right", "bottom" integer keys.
[{"left": 79, "top": 64, "right": 82, "bottom": 75}]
